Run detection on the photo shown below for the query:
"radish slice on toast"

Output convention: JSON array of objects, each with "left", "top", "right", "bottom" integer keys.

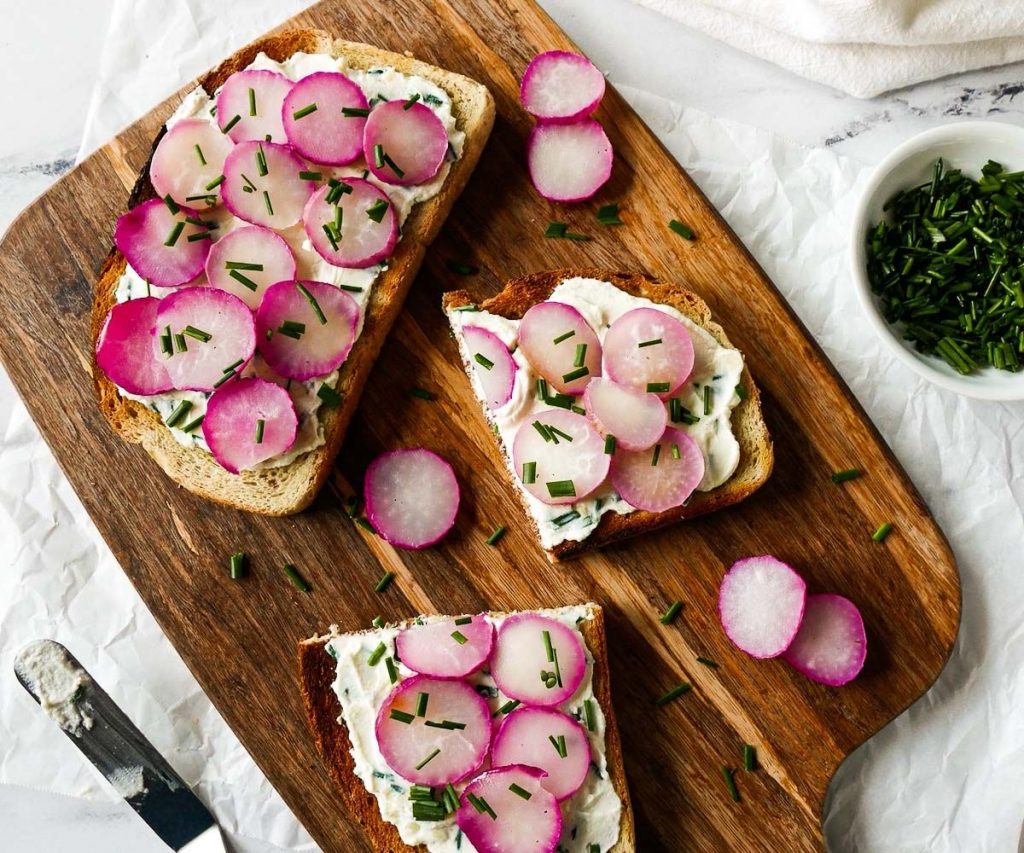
[
  {"left": 517, "top": 301, "right": 601, "bottom": 395},
  {"left": 363, "top": 100, "right": 448, "bottom": 186},
  {"left": 150, "top": 118, "right": 234, "bottom": 207},
  {"left": 583, "top": 377, "right": 666, "bottom": 451},
  {"left": 114, "top": 199, "right": 212, "bottom": 288},
  {"left": 203, "top": 377, "right": 297, "bottom": 473},
  {"left": 462, "top": 325, "right": 517, "bottom": 409},
  {"left": 456, "top": 765, "right": 562, "bottom": 853},
  {"left": 520, "top": 51, "right": 606, "bottom": 123},
  {"left": 783, "top": 594, "right": 866, "bottom": 686},
  {"left": 364, "top": 449, "right": 459, "bottom": 549},
  {"left": 205, "top": 225, "right": 296, "bottom": 310},
  {"left": 221, "top": 141, "right": 314, "bottom": 228},
  {"left": 282, "top": 71, "right": 369, "bottom": 165},
  {"left": 396, "top": 615, "right": 494, "bottom": 679},
  {"left": 610, "top": 427, "right": 704, "bottom": 512},
  {"left": 490, "top": 613, "right": 586, "bottom": 706},
  {"left": 95, "top": 297, "right": 173, "bottom": 395},
  {"left": 603, "top": 307, "right": 694, "bottom": 398},
  {"left": 491, "top": 707, "right": 591, "bottom": 801},
  {"left": 303, "top": 179, "right": 398, "bottom": 268},
  {"left": 527, "top": 120, "right": 612, "bottom": 203},
  {"left": 719, "top": 556, "right": 807, "bottom": 659},
  {"left": 216, "top": 69, "right": 292, "bottom": 143},
  {"left": 511, "top": 409, "right": 609, "bottom": 505}
]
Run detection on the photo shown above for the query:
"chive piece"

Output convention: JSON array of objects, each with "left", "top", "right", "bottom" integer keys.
[
  {"left": 542, "top": 630, "right": 555, "bottom": 661},
  {"left": 583, "top": 698, "right": 596, "bottom": 731},
  {"left": 182, "top": 414, "right": 205, "bottom": 434},
  {"left": 696, "top": 656, "right": 719, "bottom": 669},
  {"left": 299, "top": 170, "right": 323, "bottom": 181},
  {"left": 573, "top": 343, "right": 588, "bottom": 367},
  {"left": 187, "top": 231, "right": 212, "bottom": 243},
  {"left": 660, "top": 601, "right": 683, "bottom": 624},
  {"left": 367, "top": 642, "right": 387, "bottom": 666},
  {"left": 442, "top": 783, "right": 460, "bottom": 813},
  {"left": 229, "top": 269, "right": 259, "bottom": 291},
  {"left": 164, "top": 221, "right": 185, "bottom": 247},
  {"left": 356, "top": 517, "right": 375, "bottom": 534},
  {"left": 389, "top": 709, "right": 415, "bottom": 724},
  {"left": 596, "top": 202, "right": 623, "bottom": 226},
  {"left": 669, "top": 219, "right": 695, "bottom": 240},
  {"left": 655, "top": 681, "right": 691, "bottom": 706},
  {"left": 403, "top": 93, "right": 421, "bottom": 109},
  {"left": 184, "top": 215, "right": 215, "bottom": 229},
  {"left": 339, "top": 284, "right": 363, "bottom": 293},
  {"left": 381, "top": 152, "right": 405, "bottom": 178},
  {"left": 562, "top": 366, "right": 589, "bottom": 383},
  {"left": 831, "top": 468, "right": 862, "bottom": 484},
  {"left": 173, "top": 333, "right": 188, "bottom": 354},
  {"left": 229, "top": 551, "right": 246, "bottom": 579},
  {"left": 638, "top": 337, "right": 662, "bottom": 348},
  {"left": 408, "top": 784, "right": 434, "bottom": 801},
  {"left": 409, "top": 386, "right": 434, "bottom": 400},
  {"left": 743, "top": 744, "right": 757, "bottom": 771},
  {"left": 544, "top": 221, "right": 589, "bottom": 241},
  {"left": 224, "top": 260, "right": 264, "bottom": 271},
  {"left": 282, "top": 563, "right": 311, "bottom": 592},
  {"left": 322, "top": 223, "right": 339, "bottom": 252},
  {"left": 292, "top": 103, "right": 318, "bottom": 120},
  {"left": 553, "top": 329, "right": 575, "bottom": 344},
  {"left": 256, "top": 143, "right": 268, "bottom": 177},
  {"left": 185, "top": 194, "right": 217, "bottom": 205},
  {"left": 486, "top": 526, "right": 507, "bottom": 546},
  {"left": 213, "top": 371, "right": 236, "bottom": 389},
  {"left": 240, "top": 172, "right": 257, "bottom": 191},
  {"left": 263, "top": 190, "right": 274, "bottom": 216},
  {"left": 522, "top": 461, "right": 537, "bottom": 484},
  {"left": 183, "top": 325, "right": 212, "bottom": 343},
  {"left": 295, "top": 281, "right": 327, "bottom": 324},
  {"left": 317, "top": 383, "right": 342, "bottom": 408},
  {"left": 411, "top": 800, "right": 445, "bottom": 822},
  {"left": 872, "top": 522, "right": 894, "bottom": 543},
  {"left": 474, "top": 352, "right": 495, "bottom": 370},
  {"left": 552, "top": 510, "right": 580, "bottom": 527},
  {"left": 546, "top": 480, "right": 576, "bottom": 499},
  {"left": 604, "top": 434, "right": 616, "bottom": 455},
  {"left": 508, "top": 782, "right": 532, "bottom": 800},
  {"left": 651, "top": 444, "right": 662, "bottom": 466},
  {"left": 159, "top": 326, "right": 173, "bottom": 356},
  {"left": 194, "top": 144, "right": 207, "bottom": 165},
  {"left": 162, "top": 194, "right": 180, "bottom": 215},
  {"left": 277, "top": 320, "right": 305, "bottom": 339},
  {"left": 735, "top": 383, "right": 748, "bottom": 401},
  {"left": 647, "top": 382, "right": 670, "bottom": 393},
  {"left": 205, "top": 174, "right": 225, "bottom": 191},
  {"left": 452, "top": 304, "right": 480, "bottom": 312},
  {"left": 451, "top": 630, "right": 468, "bottom": 645},
  {"left": 548, "top": 734, "right": 568, "bottom": 758},
  {"left": 247, "top": 87, "right": 257, "bottom": 116},
  {"left": 446, "top": 259, "right": 478, "bottom": 275},
  {"left": 495, "top": 699, "right": 521, "bottom": 716},
  {"left": 375, "top": 571, "right": 395, "bottom": 593},
  {"left": 703, "top": 385, "right": 713, "bottom": 415},
  {"left": 722, "top": 766, "right": 741, "bottom": 802},
  {"left": 165, "top": 400, "right": 192, "bottom": 428},
  {"left": 366, "top": 199, "right": 390, "bottom": 223},
  {"left": 371, "top": 615, "right": 384, "bottom": 628},
  {"left": 385, "top": 657, "right": 398, "bottom": 684},
  {"left": 342, "top": 106, "right": 370, "bottom": 117},
  {"left": 415, "top": 692, "right": 429, "bottom": 717},
  {"left": 371, "top": 143, "right": 385, "bottom": 168},
  {"left": 254, "top": 418, "right": 265, "bottom": 444},
  {"left": 467, "top": 793, "right": 497, "bottom": 820},
  {"left": 221, "top": 114, "right": 242, "bottom": 134},
  {"left": 454, "top": 616, "right": 472, "bottom": 625}
]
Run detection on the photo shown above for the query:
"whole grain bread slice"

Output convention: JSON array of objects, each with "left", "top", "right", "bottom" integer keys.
[
  {"left": 443, "top": 269, "right": 773, "bottom": 561},
  {"left": 91, "top": 29, "right": 494, "bottom": 515}
]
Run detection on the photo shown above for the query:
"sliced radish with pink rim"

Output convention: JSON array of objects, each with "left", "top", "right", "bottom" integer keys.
[
  {"left": 395, "top": 615, "right": 494, "bottom": 679},
  {"left": 462, "top": 326, "right": 517, "bottom": 409},
  {"left": 150, "top": 119, "right": 234, "bottom": 207},
  {"left": 95, "top": 298, "right": 173, "bottom": 395},
  {"left": 527, "top": 120, "right": 612, "bottom": 203},
  {"left": 603, "top": 307, "right": 695, "bottom": 398},
  {"left": 520, "top": 51, "right": 606, "bottom": 123},
  {"left": 221, "top": 141, "right": 314, "bottom": 228},
  {"left": 363, "top": 100, "right": 449, "bottom": 186},
  {"left": 205, "top": 225, "right": 296, "bottom": 310},
  {"left": 364, "top": 449, "right": 459, "bottom": 549},
  {"left": 114, "top": 199, "right": 212, "bottom": 288},
  {"left": 456, "top": 765, "right": 562, "bottom": 853},
  {"left": 303, "top": 179, "right": 398, "bottom": 269},
  {"left": 517, "top": 301, "right": 601, "bottom": 395},
  {"left": 375, "top": 675, "right": 490, "bottom": 786},
  {"left": 202, "top": 378, "right": 297, "bottom": 473},
  {"left": 719, "top": 556, "right": 807, "bottom": 659},
  {"left": 216, "top": 69, "right": 292, "bottom": 143},
  {"left": 490, "top": 613, "right": 586, "bottom": 707},
  {"left": 491, "top": 707, "right": 591, "bottom": 801},
  {"left": 282, "top": 72, "right": 368, "bottom": 165},
  {"left": 783, "top": 594, "right": 867, "bottom": 686},
  {"left": 583, "top": 377, "right": 666, "bottom": 451},
  {"left": 511, "top": 409, "right": 609, "bottom": 505},
  {"left": 610, "top": 427, "right": 704, "bottom": 513}
]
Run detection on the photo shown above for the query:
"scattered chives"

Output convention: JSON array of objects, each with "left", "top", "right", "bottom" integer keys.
[
  {"left": 548, "top": 734, "right": 568, "bottom": 758},
  {"left": 454, "top": 616, "right": 472, "bottom": 625},
  {"left": 248, "top": 87, "right": 257, "bottom": 116},
  {"left": 221, "top": 114, "right": 241, "bottom": 134},
  {"left": 831, "top": 468, "right": 862, "bottom": 484},
  {"left": 403, "top": 93, "right": 421, "bottom": 109},
  {"left": 263, "top": 190, "right": 274, "bottom": 216},
  {"left": 451, "top": 630, "right": 468, "bottom": 645},
  {"left": 660, "top": 601, "right": 682, "bottom": 624},
  {"left": 187, "top": 231, "right": 212, "bottom": 243},
  {"left": 229, "top": 551, "right": 246, "bottom": 579},
  {"left": 409, "top": 387, "right": 434, "bottom": 400},
  {"left": 390, "top": 709, "right": 415, "bottom": 724},
  {"left": 182, "top": 415, "right": 204, "bottom": 433},
  {"left": 495, "top": 699, "right": 520, "bottom": 716},
  {"left": 552, "top": 510, "right": 580, "bottom": 527},
  {"left": 165, "top": 400, "right": 192, "bottom": 428},
  {"left": 604, "top": 434, "right": 616, "bottom": 455},
  {"left": 573, "top": 343, "right": 588, "bottom": 367},
  {"left": 508, "top": 782, "right": 532, "bottom": 800},
  {"left": 655, "top": 682, "right": 691, "bottom": 706},
  {"left": 872, "top": 522, "right": 894, "bottom": 543},
  {"left": 596, "top": 203, "right": 623, "bottom": 226},
  {"left": 522, "top": 461, "right": 537, "bottom": 484},
  {"left": 562, "top": 366, "right": 589, "bottom": 383},
  {"left": 317, "top": 383, "right": 342, "bottom": 408},
  {"left": 299, "top": 170, "right": 323, "bottom": 181},
  {"left": 296, "top": 281, "right": 327, "bottom": 324},
  {"left": 183, "top": 325, "right": 212, "bottom": 342},
  {"left": 647, "top": 382, "right": 670, "bottom": 393},
  {"left": 282, "top": 563, "right": 311, "bottom": 592},
  {"left": 375, "top": 571, "right": 395, "bottom": 592},
  {"left": 371, "top": 615, "right": 384, "bottom": 628},
  {"left": 721, "top": 766, "right": 741, "bottom": 802},
  {"left": 486, "top": 526, "right": 507, "bottom": 546},
  {"left": 254, "top": 418, "right": 265, "bottom": 444},
  {"left": 474, "top": 352, "right": 495, "bottom": 370},
  {"left": 292, "top": 103, "right": 318, "bottom": 120},
  {"left": 651, "top": 444, "right": 662, "bottom": 466},
  {"left": 703, "top": 385, "right": 713, "bottom": 415},
  {"left": 546, "top": 480, "right": 576, "bottom": 498},
  {"left": 342, "top": 106, "right": 370, "bottom": 117},
  {"left": 366, "top": 199, "right": 390, "bottom": 223},
  {"left": 415, "top": 692, "right": 429, "bottom": 717},
  {"left": 638, "top": 338, "right": 662, "bottom": 348},
  {"left": 162, "top": 194, "right": 180, "bottom": 214},
  {"left": 743, "top": 744, "right": 757, "bottom": 772},
  {"left": 367, "top": 642, "right": 386, "bottom": 666},
  {"left": 553, "top": 330, "right": 575, "bottom": 344},
  {"left": 385, "top": 657, "right": 398, "bottom": 684},
  {"left": 164, "top": 221, "right": 185, "bottom": 247},
  {"left": 669, "top": 219, "right": 695, "bottom": 240},
  {"left": 225, "top": 260, "right": 263, "bottom": 271},
  {"left": 696, "top": 656, "right": 718, "bottom": 669},
  {"left": 255, "top": 144, "right": 268, "bottom": 176},
  {"left": 735, "top": 383, "right": 749, "bottom": 401},
  {"left": 194, "top": 144, "right": 206, "bottom": 165},
  {"left": 583, "top": 698, "right": 596, "bottom": 731},
  {"left": 230, "top": 269, "right": 258, "bottom": 291}
]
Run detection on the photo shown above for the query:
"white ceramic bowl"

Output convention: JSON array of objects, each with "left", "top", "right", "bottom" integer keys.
[{"left": 849, "top": 120, "right": 1024, "bottom": 400}]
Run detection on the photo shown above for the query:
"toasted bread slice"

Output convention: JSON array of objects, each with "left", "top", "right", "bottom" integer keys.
[
  {"left": 91, "top": 29, "right": 494, "bottom": 515},
  {"left": 298, "top": 604, "right": 636, "bottom": 852},
  {"left": 443, "top": 269, "right": 773, "bottom": 561}
]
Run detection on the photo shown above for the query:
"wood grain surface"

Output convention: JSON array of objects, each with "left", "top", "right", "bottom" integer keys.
[{"left": 0, "top": 0, "right": 960, "bottom": 851}]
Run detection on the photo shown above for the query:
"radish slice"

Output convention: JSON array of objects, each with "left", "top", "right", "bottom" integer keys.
[
  {"left": 150, "top": 118, "right": 234, "bottom": 207},
  {"left": 491, "top": 707, "right": 591, "bottom": 801},
  {"left": 583, "top": 377, "right": 666, "bottom": 451},
  {"left": 783, "top": 594, "right": 867, "bottom": 686},
  {"left": 510, "top": 410, "right": 609, "bottom": 505},
  {"left": 375, "top": 675, "right": 490, "bottom": 786},
  {"left": 527, "top": 120, "right": 612, "bottom": 203},
  {"left": 395, "top": 615, "right": 495, "bottom": 679},
  {"left": 719, "top": 556, "right": 808, "bottom": 659},
  {"left": 603, "top": 307, "right": 695, "bottom": 398},
  {"left": 490, "top": 613, "right": 586, "bottom": 707},
  {"left": 153, "top": 288, "right": 256, "bottom": 392},
  {"left": 517, "top": 302, "right": 602, "bottom": 395},
  {"left": 303, "top": 179, "right": 398, "bottom": 269},
  {"left": 95, "top": 298, "right": 173, "bottom": 395},
  {"left": 215, "top": 69, "right": 292, "bottom": 143},
  {"left": 364, "top": 449, "right": 460, "bottom": 549},
  {"left": 114, "top": 199, "right": 212, "bottom": 288},
  {"left": 221, "top": 141, "right": 314, "bottom": 228},
  {"left": 456, "top": 765, "right": 562, "bottom": 853},
  {"left": 205, "top": 225, "right": 296, "bottom": 310},
  {"left": 610, "top": 427, "right": 704, "bottom": 512},
  {"left": 254, "top": 280, "right": 359, "bottom": 380},
  {"left": 281, "top": 72, "right": 368, "bottom": 166},
  {"left": 520, "top": 51, "right": 606, "bottom": 123},
  {"left": 363, "top": 100, "right": 449, "bottom": 186},
  {"left": 462, "top": 326, "right": 517, "bottom": 409},
  {"left": 203, "top": 377, "right": 298, "bottom": 473}
]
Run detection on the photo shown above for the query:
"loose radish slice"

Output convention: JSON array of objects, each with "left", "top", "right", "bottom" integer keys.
[
  {"left": 490, "top": 613, "right": 586, "bottom": 707},
  {"left": 203, "top": 378, "right": 298, "bottom": 473},
  {"left": 114, "top": 199, "right": 212, "bottom": 288},
  {"left": 364, "top": 449, "right": 460, "bottom": 549},
  {"left": 527, "top": 120, "right": 612, "bottom": 203},
  {"left": 215, "top": 69, "right": 292, "bottom": 143},
  {"left": 583, "top": 377, "right": 666, "bottom": 451},
  {"left": 491, "top": 707, "right": 591, "bottom": 801},
  {"left": 205, "top": 225, "right": 296, "bottom": 310},
  {"left": 303, "top": 179, "right": 398, "bottom": 268},
  {"left": 520, "top": 51, "right": 606, "bottom": 123},
  {"left": 375, "top": 675, "right": 490, "bottom": 786},
  {"left": 783, "top": 594, "right": 867, "bottom": 686},
  {"left": 610, "top": 427, "right": 704, "bottom": 513},
  {"left": 150, "top": 119, "right": 234, "bottom": 207},
  {"left": 456, "top": 765, "right": 562, "bottom": 853},
  {"left": 153, "top": 288, "right": 256, "bottom": 391},
  {"left": 221, "top": 141, "right": 314, "bottom": 228},
  {"left": 363, "top": 101, "right": 449, "bottom": 186},
  {"left": 603, "top": 307, "right": 695, "bottom": 398},
  {"left": 254, "top": 280, "right": 358, "bottom": 380},
  {"left": 95, "top": 298, "right": 173, "bottom": 395},
  {"left": 462, "top": 326, "right": 517, "bottom": 409},
  {"left": 395, "top": 615, "right": 494, "bottom": 679},
  {"left": 511, "top": 410, "right": 609, "bottom": 505},
  {"left": 282, "top": 72, "right": 368, "bottom": 165},
  {"left": 719, "top": 556, "right": 808, "bottom": 659},
  {"left": 517, "top": 302, "right": 601, "bottom": 395}
]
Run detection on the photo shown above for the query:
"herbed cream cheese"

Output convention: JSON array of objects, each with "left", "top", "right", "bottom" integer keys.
[{"left": 14, "top": 640, "right": 94, "bottom": 736}]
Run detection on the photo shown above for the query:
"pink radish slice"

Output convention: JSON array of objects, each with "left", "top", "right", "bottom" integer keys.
[
  {"left": 215, "top": 69, "right": 292, "bottom": 143},
  {"left": 150, "top": 119, "right": 235, "bottom": 207},
  {"left": 202, "top": 378, "right": 298, "bottom": 473},
  {"left": 520, "top": 51, "right": 606, "bottom": 123},
  {"left": 95, "top": 298, "right": 173, "bottom": 395},
  {"left": 114, "top": 199, "right": 212, "bottom": 288},
  {"left": 461, "top": 326, "right": 517, "bottom": 409},
  {"left": 221, "top": 141, "right": 314, "bottom": 228},
  {"left": 254, "top": 280, "right": 359, "bottom": 380},
  {"left": 491, "top": 707, "right": 591, "bottom": 801},
  {"left": 527, "top": 120, "right": 612, "bottom": 203},
  {"left": 719, "top": 556, "right": 808, "bottom": 659},
  {"left": 303, "top": 179, "right": 398, "bottom": 268},
  {"left": 583, "top": 377, "right": 666, "bottom": 451},
  {"left": 782, "top": 594, "right": 867, "bottom": 686},
  {"left": 364, "top": 449, "right": 460, "bottom": 549},
  {"left": 603, "top": 307, "right": 695, "bottom": 398},
  {"left": 490, "top": 613, "right": 586, "bottom": 707},
  {"left": 456, "top": 765, "right": 562, "bottom": 853},
  {"left": 153, "top": 288, "right": 256, "bottom": 391},
  {"left": 610, "top": 427, "right": 704, "bottom": 513},
  {"left": 375, "top": 675, "right": 490, "bottom": 786},
  {"left": 362, "top": 100, "right": 449, "bottom": 186},
  {"left": 395, "top": 615, "right": 494, "bottom": 679},
  {"left": 205, "top": 225, "right": 296, "bottom": 310},
  {"left": 281, "top": 72, "right": 368, "bottom": 165},
  {"left": 511, "top": 409, "right": 609, "bottom": 505},
  {"left": 517, "top": 301, "right": 602, "bottom": 395}
]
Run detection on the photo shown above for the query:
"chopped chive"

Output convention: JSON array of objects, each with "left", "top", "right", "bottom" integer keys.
[
  {"left": 229, "top": 269, "right": 259, "bottom": 291},
  {"left": 647, "top": 382, "right": 670, "bottom": 393},
  {"left": 292, "top": 102, "right": 318, "bottom": 120},
  {"left": 743, "top": 744, "right": 757, "bottom": 771},
  {"left": 367, "top": 642, "right": 387, "bottom": 665},
  {"left": 415, "top": 692, "right": 429, "bottom": 717},
  {"left": 339, "top": 284, "right": 363, "bottom": 293},
  {"left": 522, "top": 461, "right": 537, "bottom": 484},
  {"left": 256, "top": 144, "right": 268, "bottom": 177},
  {"left": 452, "top": 304, "right": 480, "bottom": 312},
  {"left": 638, "top": 338, "right": 662, "bottom": 348},
  {"left": 703, "top": 385, "right": 713, "bottom": 415},
  {"left": 159, "top": 326, "right": 173, "bottom": 356},
  {"left": 604, "top": 434, "right": 617, "bottom": 455},
  {"left": 182, "top": 414, "right": 205, "bottom": 434},
  {"left": 651, "top": 444, "right": 662, "bottom": 466},
  {"left": 371, "top": 143, "right": 385, "bottom": 168},
  {"left": 247, "top": 87, "right": 256, "bottom": 116},
  {"left": 375, "top": 571, "right": 395, "bottom": 593},
  {"left": 317, "top": 383, "right": 342, "bottom": 408},
  {"left": 660, "top": 601, "right": 683, "bottom": 624},
  {"left": 408, "top": 784, "right": 434, "bottom": 801},
  {"left": 508, "top": 782, "right": 532, "bottom": 800},
  {"left": 467, "top": 793, "right": 497, "bottom": 820},
  {"left": 544, "top": 221, "right": 589, "bottom": 240},
  {"left": 184, "top": 194, "right": 217, "bottom": 204},
  {"left": 221, "top": 114, "right": 241, "bottom": 134},
  {"left": 366, "top": 199, "right": 390, "bottom": 223},
  {"left": 872, "top": 522, "right": 894, "bottom": 543},
  {"left": 722, "top": 766, "right": 740, "bottom": 802},
  {"left": 165, "top": 400, "right": 192, "bottom": 428},
  {"left": 486, "top": 526, "right": 506, "bottom": 546},
  {"left": 546, "top": 480, "right": 576, "bottom": 499},
  {"left": 263, "top": 190, "right": 274, "bottom": 216},
  {"left": 655, "top": 681, "right": 691, "bottom": 706},
  {"left": 372, "top": 615, "right": 384, "bottom": 628},
  {"left": 164, "top": 221, "right": 185, "bottom": 247},
  {"left": 409, "top": 386, "right": 434, "bottom": 400},
  {"left": 224, "top": 261, "right": 265, "bottom": 272},
  {"left": 474, "top": 352, "right": 495, "bottom": 370},
  {"left": 356, "top": 517, "right": 376, "bottom": 534},
  {"left": 411, "top": 800, "right": 445, "bottom": 822},
  {"left": 451, "top": 630, "right": 468, "bottom": 645},
  {"left": 229, "top": 551, "right": 246, "bottom": 579},
  {"left": 583, "top": 698, "right": 596, "bottom": 731},
  {"left": 254, "top": 418, "right": 265, "bottom": 444},
  {"left": 696, "top": 656, "right": 718, "bottom": 669},
  {"left": 390, "top": 709, "right": 415, "bottom": 724},
  {"left": 548, "top": 734, "right": 568, "bottom": 758},
  {"left": 495, "top": 699, "right": 521, "bottom": 716},
  {"left": 187, "top": 231, "right": 212, "bottom": 243},
  {"left": 162, "top": 194, "right": 180, "bottom": 215},
  {"left": 295, "top": 281, "right": 327, "bottom": 324},
  {"left": 240, "top": 172, "right": 257, "bottom": 191},
  {"left": 669, "top": 219, "right": 695, "bottom": 240},
  {"left": 385, "top": 656, "right": 398, "bottom": 683},
  {"left": 424, "top": 719, "right": 467, "bottom": 730},
  {"left": 596, "top": 203, "right": 623, "bottom": 225},
  {"left": 735, "top": 383, "right": 748, "bottom": 401},
  {"left": 403, "top": 93, "right": 421, "bottom": 109},
  {"left": 562, "top": 365, "right": 589, "bottom": 383},
  {"left": 183, "top": 325, "right": 212, "bottom": 342},
  {"left": 831, "top": 468, "right": 862, "bottom": 484},
  {"left": 322, "top": 223, "right": 339, "bottom": 252},
  {"left": 298, "top": 170, "right": 323, "bottom": 181},
  {"left": 184, "top": 215, "right": 215, "bottom": 229},
  {"left": 442, "top": 783, "right": 460, "bottom": 813},
  {"left": 282, "top": 563, "right": 311, "bottom": 592},
  {"left": 454, "top": 616, "right": 472, "bottom": 625},
  {"left": 532, "top": 421, "right": 552, "bottom": 442},
  {"left": 573, "top": 343, "right": 588, "bottom": 367},
  {"left": 548, "top": 427, "right": 573, "bottom": 445},
  {"left": 552, "top": 510, "right": 580, "bottom": 527},
  {"left": 553, "top": 330, "right": 575, "bottom": 344},
  {"left": 194, "top": 144, "right": 207, "bottom": 165},
  {"left": 542, "top": 630, "right": 555, "bottom": 661},
  {"left": 174, "top": 332, "right": 187, "bottom": 353},
  {"left": 342, "top": 106, "right": 370, "bottom": 117},
  {"left": 276, "top": 320, "right": 305, "bottom": 339},
  {"left": 446, "top": 259, "right": 478, "bottom": 275},
  {"left": 382, "top": 152, "right": 405, "bottom": 178}
]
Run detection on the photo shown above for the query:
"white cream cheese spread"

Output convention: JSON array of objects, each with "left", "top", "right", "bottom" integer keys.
[{"left": 14, "top": 640, "right": 94, "bottom": 736}]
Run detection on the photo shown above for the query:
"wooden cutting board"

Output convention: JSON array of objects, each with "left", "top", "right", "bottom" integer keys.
[{"left": 0, "top": 0, "right": 960, "bottom": 850}]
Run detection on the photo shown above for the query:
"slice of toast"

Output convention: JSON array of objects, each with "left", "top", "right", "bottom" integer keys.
[
  {"left": 298, "top": 604, "right": 636, "bottom": 852},
  {"left": 91, "top": 29, "right": 494, "bottom": 515},
  {"left": 443, "top": 269, "right": 773, "bottom": 561}
]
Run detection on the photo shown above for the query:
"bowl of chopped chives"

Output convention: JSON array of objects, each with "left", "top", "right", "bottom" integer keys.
[{"left": 850, "top": 120, "right": 1024, "bottom": 400}]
